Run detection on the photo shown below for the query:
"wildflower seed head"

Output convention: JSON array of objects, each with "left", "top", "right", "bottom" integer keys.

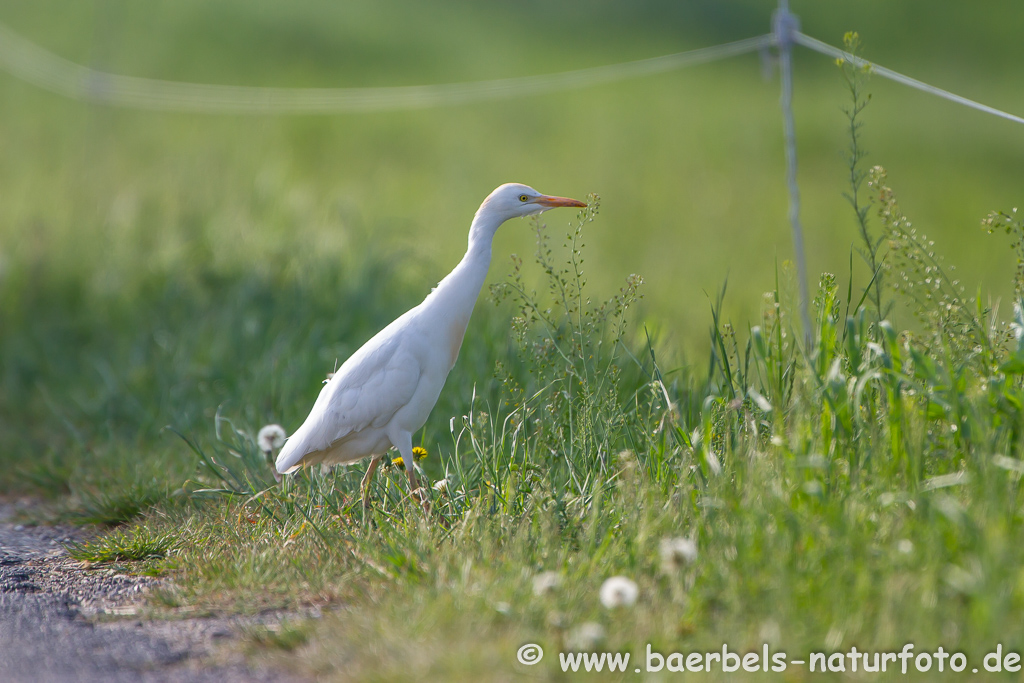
[
  {"left": 759, "top": 619, "right": 782, "bottom": 646},
  {"left": 659, "top": 537, "right": 698, "bottom": 574},
  {"left": 599, "top": 576, "right": 638, "bottom": 609},
  {"left": 532, "top": 571, "right": 562, "bottom": 597},
  {"left": 546, "top": 611, "right": 568, "bottom": 629},
  {"left": 566, "top": 622, "right": 606, "bottom": 651},
  {"left": 257, "top": 424, "right": 286, "bottom": 453}
]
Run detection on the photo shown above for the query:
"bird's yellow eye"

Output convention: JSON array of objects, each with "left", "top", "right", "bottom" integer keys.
[{"left": 519, "top": 194, "right": 530, "bottom": 202}]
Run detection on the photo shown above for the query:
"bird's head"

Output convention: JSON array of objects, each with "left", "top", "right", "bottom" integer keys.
[{"left": 479, "top": 183, "right": 587, "bottom": 222}]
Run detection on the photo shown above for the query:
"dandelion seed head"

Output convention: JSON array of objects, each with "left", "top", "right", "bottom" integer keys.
[
  {"left": 759, "top": 619, "right": 782, "bottom": 645},
  {"left": 533, "top": 571, "right": 562, "bottom": 597},
  {"left": 257, "top": 424, "right": 286, "bottom": 453},
  {"left": 599, "top": 576, "right": 638, "bottom": 609},
  {"left": 566, "top": 622, "right": 606, "bottom": 651},
  {"left": 659, "top": 537, "right": 698, "bottom": 574}
]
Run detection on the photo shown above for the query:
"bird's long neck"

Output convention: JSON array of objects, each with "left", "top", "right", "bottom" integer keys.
[
  {"left": 420, "top": 207, "right": 505, "bottom": 364},
  {"left": 426, "top": 208, "right": 502, "bottom": 314}
]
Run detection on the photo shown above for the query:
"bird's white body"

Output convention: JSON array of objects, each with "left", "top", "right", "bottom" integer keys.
[
  {"left": 275, "top": 183, "right": 586, "bottom": 501},
  {"left": 275, "top": 253, "right": 484, "bottom": 471}
]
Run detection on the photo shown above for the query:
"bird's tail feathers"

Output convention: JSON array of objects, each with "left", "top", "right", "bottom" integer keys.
[{"left": 275, "top": 437, "right": 305, "bottom": 474}]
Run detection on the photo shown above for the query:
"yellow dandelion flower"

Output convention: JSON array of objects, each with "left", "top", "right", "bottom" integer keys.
[{"left": 391, "top": 446, "right": 429, "bottom": 469}]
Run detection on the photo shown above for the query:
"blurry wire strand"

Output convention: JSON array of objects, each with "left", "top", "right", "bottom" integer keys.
[
  {"left": 1, "top": 21, "right": 1020, "bottom": 127},
  {"left": 0, "top": 23, "right": 772, "bottom": 114},
  {"left": 794, "top": 32, "right": 1024, "bottom": 127}
]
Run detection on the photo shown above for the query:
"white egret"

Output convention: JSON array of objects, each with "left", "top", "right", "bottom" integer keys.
[{"left": 276, "top": 183, "right": 587, "bottom": 509}]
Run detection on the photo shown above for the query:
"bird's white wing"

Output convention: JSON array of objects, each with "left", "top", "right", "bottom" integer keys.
[{"left": 276, "top": 331, "right": 421, "bottom": 472}]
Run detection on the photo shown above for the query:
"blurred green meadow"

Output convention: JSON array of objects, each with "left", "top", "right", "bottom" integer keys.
[
  {"left": 3, "top": 1, "right": 1024, "bottom": 680},
  {"left": 0, "top": 0, "right": 1019, "bottom": 476},
  {"left": 2, "top": 0, "right": 1023, "bottom": 330}
]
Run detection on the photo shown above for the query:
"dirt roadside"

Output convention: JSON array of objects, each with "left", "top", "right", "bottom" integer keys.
[{"left": 0, "top": 499, "right": 309, "bottom": 683}]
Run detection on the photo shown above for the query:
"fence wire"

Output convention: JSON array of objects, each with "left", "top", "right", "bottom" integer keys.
[
  {"left": 1, "top": 21, "right": 1019, "bottom": 126},
  {"left": 794, "top": 32, "right": 1024, "bottom": 128},
  {"left": 0, "top": 23, "right": 771, "bottom": 113},
  {"left": 2, "top": 16, "right": 1021, "bottom": 343}
]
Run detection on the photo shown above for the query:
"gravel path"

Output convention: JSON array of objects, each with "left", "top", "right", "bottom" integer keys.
[{"left": 0, "top": 500, "right": 307, "bottom": 683}]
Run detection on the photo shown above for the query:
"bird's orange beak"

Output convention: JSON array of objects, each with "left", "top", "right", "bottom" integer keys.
[{"left": 535, "top": 194, "right": 587, "bottom": 209}]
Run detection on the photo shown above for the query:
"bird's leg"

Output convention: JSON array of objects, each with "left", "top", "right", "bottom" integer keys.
[
  {"left": 360, "top": 455, "right": 384, "bottom": 509},
  {"left": 405, "top": 463, "right": 430, "bottom": 512}
]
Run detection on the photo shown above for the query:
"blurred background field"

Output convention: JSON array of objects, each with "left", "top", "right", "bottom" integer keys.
[
  {"left": 1, "top": 0, "right": 1022, "bottom": 492},
  {"left": 5, "top": 4, "right": 1024, "bottom": 679}
]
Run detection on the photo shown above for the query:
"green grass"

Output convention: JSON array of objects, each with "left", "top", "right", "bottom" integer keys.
[
  {"left": 61, "top": 481, "right": 170, "bottom": 526},
  {"left": 78, "top": 189, "right": 1024, "bottom": 680},
  {"left": 3, "top": 3, "right": 1024, "bottom": 681},
  {"left": 244, "top": 620, "right": 314, "bottom": 653},
  {"left": 66, "top": 525, "right": 177, "bottom": 564}
]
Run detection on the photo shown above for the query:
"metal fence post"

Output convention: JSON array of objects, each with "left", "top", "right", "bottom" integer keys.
[{"left": 774, "top": 0, "right": 812, "bottom": 346}]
